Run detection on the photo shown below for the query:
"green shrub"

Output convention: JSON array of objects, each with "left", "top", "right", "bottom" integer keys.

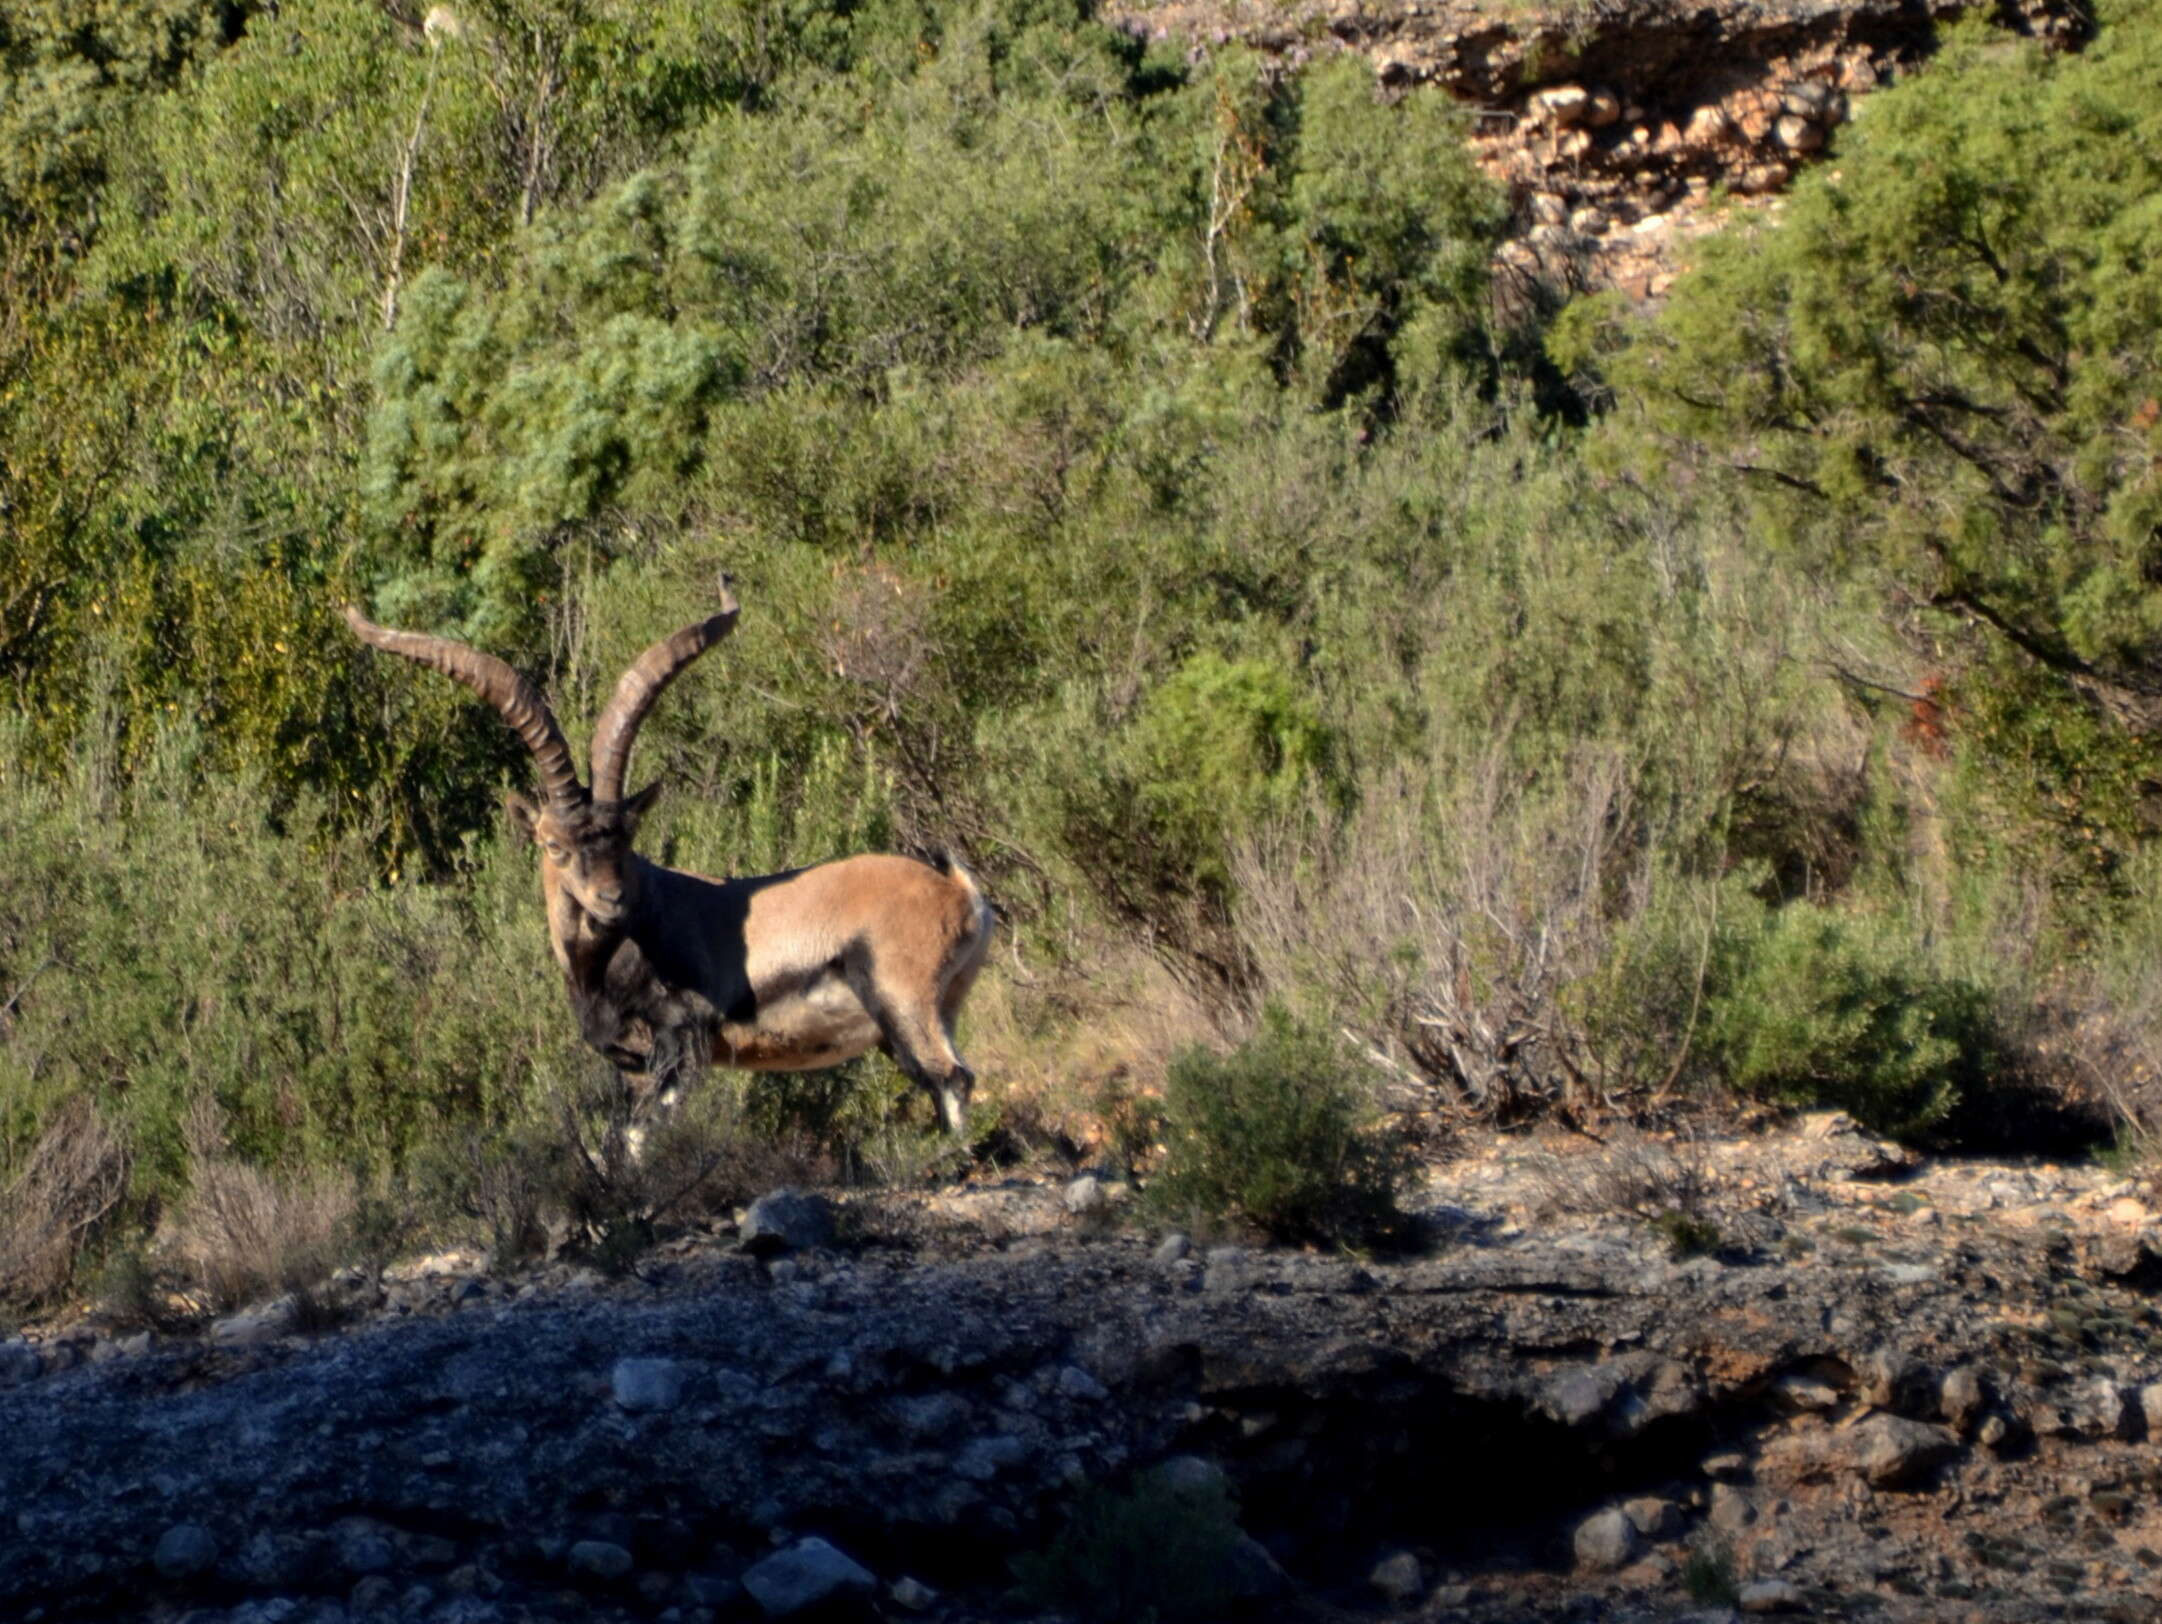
[
  {"left": 1147, "top": 1006, "right": 1412, "bottom": 1246},
  {"left": 1014, "top": 1464, "right": 1246, "bottom": 1624},
  {"left": 1704, "top": 904, "right": 2004, "bottom": 1142}
]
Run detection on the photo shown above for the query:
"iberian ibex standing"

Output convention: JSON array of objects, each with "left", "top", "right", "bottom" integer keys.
[{"left": 343, "top": 583, "right": 994, "bottom": 1133}]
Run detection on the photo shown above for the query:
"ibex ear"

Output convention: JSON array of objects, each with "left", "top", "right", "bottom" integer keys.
[
  {"left": 504, "top": 792, "right": 541, "bottom": 842},
  {"left": 621, "top": 781, "right": 663, "bottom": 828}
]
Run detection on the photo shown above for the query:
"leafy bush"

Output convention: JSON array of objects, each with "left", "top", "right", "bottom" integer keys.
[
  {"left": 1703, "top": 905, "right": 2004, "bottom": 1142},
  {"left": 1014, "top": 1464, "right": 1247, "bottom": 1624},
  {"left": 1147, "top": 1006, "right": 1412, "bottom": 1246}
]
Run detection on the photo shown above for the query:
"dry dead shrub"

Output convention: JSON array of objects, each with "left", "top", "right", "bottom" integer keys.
[
  {"left": 420, "top": 1064, "right": 812, "bottom": 1273},
  {"left": 0, "top": 1095, "right": 130, "bottom": 1308},
  {"left": 169, "top": 1103, "right": 358, "bottom": 1311},
  {"left": 1234, "top": 748, "right": 1638, "bottom": 1123},
  {"left": 1521, "top": 1127, "right": 1721, "bottom": 1256}
]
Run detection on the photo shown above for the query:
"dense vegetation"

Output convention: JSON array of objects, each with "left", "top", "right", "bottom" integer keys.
[{"left": 4, "top": 0, "right": 2159, "bottom": 1303}]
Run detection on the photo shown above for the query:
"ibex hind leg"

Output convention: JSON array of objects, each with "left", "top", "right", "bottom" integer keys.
[{"left": 843, "top": 952, "right": 974, "bottom": 1137}]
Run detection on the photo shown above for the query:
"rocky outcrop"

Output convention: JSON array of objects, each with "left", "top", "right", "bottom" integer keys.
[
  {"left": 5, "top": 1118, "right": 2162, "bottom": 1621},
  {"left": 1111, "top": 0, "right": 2088, "bottom": 296}
]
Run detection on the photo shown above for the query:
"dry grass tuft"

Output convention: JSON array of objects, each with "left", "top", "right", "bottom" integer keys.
[
  {"left": 0, "top": 1095, "right": 130, "bottom": 1308},
  {"left": 169, "top": 1102, "right": 360, "bottom": 1312}
]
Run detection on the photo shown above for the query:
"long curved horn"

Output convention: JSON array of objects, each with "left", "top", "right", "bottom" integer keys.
[
  {"left": 342, "top": 605, "right": 586, "bottom": 809},
  {"left": 588, "top": 578, "right": 740, "bottom": 805}
]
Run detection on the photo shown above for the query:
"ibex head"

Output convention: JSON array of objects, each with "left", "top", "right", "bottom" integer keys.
[{"left": 342, "top": 580, "right": 739, "bottom": 933}]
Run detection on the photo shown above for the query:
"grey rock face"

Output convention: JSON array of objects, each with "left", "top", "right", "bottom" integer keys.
[
  {"left": 741, "top": 1190, "right": 835, "bottom": 1255},
  {"left": 612, "top": 1356, "right": 687, "bottom": 1413},
  {"left": 741, "top": 1536, "right": 876, "bottom": 1617},
  {"left": 1064, "top": 1173, "right": 1110, "bottom": 1215}
]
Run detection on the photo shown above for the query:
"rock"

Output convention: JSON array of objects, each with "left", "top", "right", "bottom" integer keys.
[
  {"left": 1064, "top": 1174, "right": 1110, "bottom": 1216},
  {"left": 1771, "top": 1371, "right": 1841, "bottom": 1411},
  {"left": 1617, "top": 1553, "right": 1675, "bottom": 1587},
  {"left": 1738, "top": 1577, "right": 1805, "bottom": 1612},
  {"left": 1573, "top": 1507, "right": 1642, "bottom": 1571},
  {"left": 1621, "top": 1495, "right": 1682, "bottom": 1538},
  {"left": 889, "top": 1576, "right": 936, "bottom": 1611},
  {"left": 741, "top": 1537, "right": 876, "bottom": 1617},
  {"left": 1708, "top": 1482, "right": 1757, "bottom": 1532},
  {"left": 1860, "top": 1348, "right": 1933, "bottom": 1415},
  {"left": 1843, "top": 1415, "right": 1961, "bottom": 1488},
  {"left": 612, "top": 1357, "right": 687, "bottom": 1413},
  {"left": 567, "top": 1540, "right": 634, "bottom": 1580},
  {"left": 2048, "top": 1378, "right": 2135, "bottom": 1440},
  {"left": 1940, "top": 1366, "right": 1987, "bottom": 1429},
  {"left": 212, "top": 1297, "right": 297, "bottom": 1345},
  {"left": 338, "top": 1528, "right": 396, "bottom": 1576},
  {"left": 1369, "top": 1548, "right": 1424, "bottom": 1603},
  {"left": 1533, "top": 85, "right": 1591, "bottom": 126},
  {"left": 1529, "top": 192, "right": 1568, "bottom": 226},
  {"left": 741, "top": 1190, "right": 835, "bottom": 1255},
  {"left": 350, "top": 1574, "right": 399, "bottom": 1616},
  {"left": 154, "top": 1522, "right": 220, "bottom": 1579},
  {"left": 1150, "top": 1455, "right": 1231, "bottom": 1501},
  {"left": 1780, "top": 81, "right": 1836, "bottom": 116},
  {"left": 1684, "top": 104, "right": 1733, "bottom": 145},
  {"left": 1701, "top": 1450, "right": 1751, "bottom": 1481},
  {"left": 954, "top": 1434, "right": 1028, "bottom": 1480},
  {"left": 1774, "top": 114, "right": 1826, "bottom": 153},
  {"left": 1222, "top": 1534, "right": 1291, "bottom": 1601},
  {"left": 0, "top": 1339, "right": 42, "bottom": 1386},
  {"left": 1582, "top": 88, "right": 1622, "bottom": 127},
  {"left": 2139, "top": 1383, "right": 2162, "bottom": 1439},
  {"left": 1152, "top": 1233, "right": 1191, "bottom": 1264}
]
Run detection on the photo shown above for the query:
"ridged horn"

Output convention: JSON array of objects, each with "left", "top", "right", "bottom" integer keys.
[
  {"left": 588, "top": 577, "right": 740, "bottom": 806},
  {"left": 342, "top": 605, "right": 586, "bottom": 810}
]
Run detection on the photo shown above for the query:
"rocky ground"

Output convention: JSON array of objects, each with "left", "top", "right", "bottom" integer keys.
[
  {"left": 5, "top": 1112, "right": 2162, "bottom": 1623},
  {"left": 1107, "top": 0, "right": 2089, "bottom": 299}
]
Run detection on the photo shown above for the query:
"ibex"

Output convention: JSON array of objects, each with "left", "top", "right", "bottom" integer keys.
[{"left": 343, "top": 583, "right": 994, "bottom": 1134}]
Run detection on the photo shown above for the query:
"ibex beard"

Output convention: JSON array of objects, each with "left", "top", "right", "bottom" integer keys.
[{"left": 344, "top": 581, "right": 994, "bottom": 1136}]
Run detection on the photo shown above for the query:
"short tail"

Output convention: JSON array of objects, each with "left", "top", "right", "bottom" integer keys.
[{"left": 935, "top": 849, "right": 998, "bottom": 944}]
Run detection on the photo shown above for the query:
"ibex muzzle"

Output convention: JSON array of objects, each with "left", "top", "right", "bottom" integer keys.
[{"left": 343, "top": 583, "right": 994, "bottom": 1135}]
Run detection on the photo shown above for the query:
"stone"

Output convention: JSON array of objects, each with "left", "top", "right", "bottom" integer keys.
[
  {"left": 741, "top": 1537, "right": 876, "bottom": 1617},
  {"left": 1582, "top": 88, "right": 1622, "bottom": 127},
  {"left": 889, "top": 1576, "right": 936, "bottom": 1610},
  {"left": 1222, "top": 1534, "right": 1291, "bottom": 1601},
  {"left": 1708, "top": 1482, "right": 1757, "bottom": 1533},
  {"left": 1617, "top": 1553, "right": 1675, "bottom": 1587},
  {"left": 567, "top": 1540, "right": 634, "bottom": 1580},
  {"left": 1940, "top": 1367, "right": 1986, "bottom": 1429},
  {"left": 613, "top": 1357, "right": 687, "bottom": 1413},
  {"left": 1533, "top": 85, "right": 1591, "bottom": 126},
  {"left": 1573, "top": 1507, "right": 1642, "bottom": 1571},
  {"left": 0, "top": 1339, "right": 42, "bottom": 1386},
  {"left": 1701, "top": 1451, "right": 1750, "bottom": 1481},
  {"left": 1843, "top": 1415, "right": 1961, "bottom": 1488},
  {"left": 2138, "top": 1383, "right": 2162, "bottom": 1438},
  {"left": 1684, "top": 104, "right": 1733, "bottom": 146},
  {"left": 741, "top": 1190, "right": 834, "bottom": 1255},
  {"left": 212, "top": 1297, "right": 297, "bottom": 1345},
  {"left": 1152, "top": 1232, "right": 1191, "bottom": 1264},
  {"left": 954, "top": 1434, "right": 1028, "bottom": 1480},
  {"left": 1738, "top": 1577, "right": 1805, "bottom": 1612},
  {"left": 1369, "top": 1548, "right": 1424, "bottom": 1603},
  {"left": 1771, "top": 1372, "right": 1841, "bottom": 1411},
  {"left": 1064, "top": 1174, "right": 1110, "bottom": 1216},
  {"left": 349, "top": 1575, "right": 399, "bottom": 1616},
  {"left": 1621, "top": 1495, "right": 1682, "bottom": 1538},
  {"left": 1774, "top": 114, "right": 1826, "bottom": 153},
  {"left": 1150, "top": 1455, "right": 1231, "bottom": 1500},
  {"left": 1529, "top": 192, "right": 1568, "bottom": 226},
  {"left": 154, "top": 1522, "right": 220, "bottom": 1579}
]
